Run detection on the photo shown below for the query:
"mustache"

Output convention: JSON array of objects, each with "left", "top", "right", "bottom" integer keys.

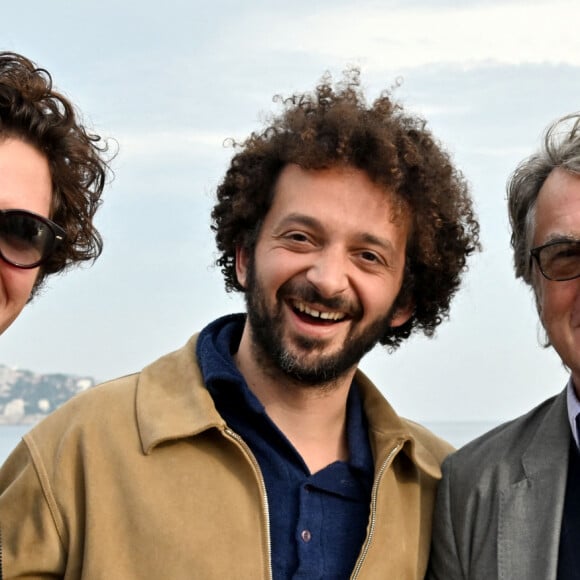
[{"left": 278, "top": 280, "right": 362, "bottom": 318}]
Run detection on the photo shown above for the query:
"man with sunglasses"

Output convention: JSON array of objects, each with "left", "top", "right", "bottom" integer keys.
[
  {"left": 0, "top": 52, "right": 109, "bottom": 336},
  {"left": 0, "top": 70, "right": 479, "bottom": 579},
  {"left": 428, "top": 113, "right": 580, "bottom": 580}
]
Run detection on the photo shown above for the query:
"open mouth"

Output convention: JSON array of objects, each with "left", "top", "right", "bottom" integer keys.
[{"left": 291, "top": 300, "right": 347, "bottom": 323}]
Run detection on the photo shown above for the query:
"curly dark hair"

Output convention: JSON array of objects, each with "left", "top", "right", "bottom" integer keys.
[
  {"left": 212, "top": 69, "right": 480, "bottom": 349},
  {"left": 0, "top": 51, "right": 111, "bottom": 295}
]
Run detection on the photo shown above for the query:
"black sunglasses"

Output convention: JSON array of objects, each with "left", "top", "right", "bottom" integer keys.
[
  {"left": 530, "top": 239, "right": 580, "bottom": 281},
  {"left": 0, "top": 209, "right": 66, "bottom": 269}
]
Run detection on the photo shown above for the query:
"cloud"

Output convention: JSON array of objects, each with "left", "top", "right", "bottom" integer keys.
[
  {"left": 241, "top": 1, "right": 580, "bottom": 68},
  {"left": 115, "top": 129, "right": 231, "bottom": 161}
]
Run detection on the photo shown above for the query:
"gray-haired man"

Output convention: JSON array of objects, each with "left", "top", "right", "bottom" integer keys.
[{"left": 428, "top": 113, "right": 580, "bottom": 580}]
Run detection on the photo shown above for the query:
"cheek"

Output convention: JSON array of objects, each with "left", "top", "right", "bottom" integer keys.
[
  {"left": 257, "top": 251, "right": 302, "bottom": 287},
  {"left": 538, "top": 283, "right": 577, "bottom": 324},
  {"left": 358, "top": 280, "right": 393, "bottom": 314},
  {"left": 1, "top": 266, "right": 38, "bottom": 305}
]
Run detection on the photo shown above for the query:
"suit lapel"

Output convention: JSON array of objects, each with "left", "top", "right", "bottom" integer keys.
[{"left": 498, "top": 390, "right": 570, "bottom": 580}]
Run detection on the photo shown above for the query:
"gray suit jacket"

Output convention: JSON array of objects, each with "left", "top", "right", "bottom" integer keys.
[{"left": 427, "top": 388, "right": 571, "bottom": 580}]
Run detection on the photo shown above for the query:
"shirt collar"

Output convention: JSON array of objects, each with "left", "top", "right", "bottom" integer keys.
[
  {"left": 566, "top": 377, "right": 580, "bottom": 448},
  {"left": 196, "top": 313, "right": 372, "bottom": 475},
  {"left": 345, "top": 382, "right": 373, "bottom": 473},
  {"left": 196, "top": 313, "right": 266, "bottom": 415}
]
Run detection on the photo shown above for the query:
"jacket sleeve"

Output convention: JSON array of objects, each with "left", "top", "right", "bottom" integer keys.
[
  {"left": 425, "top": 456, "right": 464, "bottom": 580},
  {"left": 0, "top": 438, "right": 65, "bottom": 578}
]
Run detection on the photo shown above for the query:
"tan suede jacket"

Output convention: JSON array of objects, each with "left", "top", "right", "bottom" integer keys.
[{"left": 0, "top": 335, "right": 452, "bottom": 579}]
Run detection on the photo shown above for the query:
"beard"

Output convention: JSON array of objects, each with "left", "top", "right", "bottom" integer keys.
[{"left": 243, "top": 257, "right": 397, "bottom": 387}]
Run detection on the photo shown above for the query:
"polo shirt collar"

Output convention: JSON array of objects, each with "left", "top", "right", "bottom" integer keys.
[{"left": 197, "top": 313, "right": 373, "bottom": 477}]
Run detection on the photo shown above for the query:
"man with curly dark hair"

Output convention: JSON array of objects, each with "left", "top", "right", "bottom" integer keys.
[
  {"left": 0, "top": 51, "right": 109, "bottom": 335},
  {"left": 0, "top": 70, "right": 478, "bottom": 579},
  {"left": 428, "top": 113, "right": 580, "bottom": 580}
]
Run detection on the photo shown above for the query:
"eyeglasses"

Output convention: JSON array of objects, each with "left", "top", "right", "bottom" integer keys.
[
  {"left": 0, "top": 209, "right": 65, "bottom": 269},
  {"left": 530, "top": 240, "right": 580, "bottom": 281}
]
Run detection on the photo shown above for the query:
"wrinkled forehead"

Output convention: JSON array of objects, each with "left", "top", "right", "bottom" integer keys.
[{"left": 533, "top": 168, "right": 580, "bottom": 246}]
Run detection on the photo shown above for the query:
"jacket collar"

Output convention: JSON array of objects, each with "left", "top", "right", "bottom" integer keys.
[
  {"left": 521, "top": 387, "right": 570, "bottom": 479},
  {"left": 355, "top": 369, "right": 448, "bottom": 479},
  {"left": 136, "top": 333, "right": 447, "bottom": 480},
  {"left": 136, "top": 334, "right": 225, "bottom": 454},
  {"left": 497, "top": 387, "right": 570, "bottom": 580}
]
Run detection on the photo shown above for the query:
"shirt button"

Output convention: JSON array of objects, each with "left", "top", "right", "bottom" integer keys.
[{"left": 301, "top": 529, "right": 312, "bottom": 543}]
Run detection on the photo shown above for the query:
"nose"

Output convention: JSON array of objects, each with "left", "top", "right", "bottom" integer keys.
[{"left": 304, "top": 246, "right": 349, "bottom": 298}]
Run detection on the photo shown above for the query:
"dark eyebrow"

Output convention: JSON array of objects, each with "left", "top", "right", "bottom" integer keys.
[
  {"left": 357, "top": 232, "right": 396, "bottom": 254},
  {"left": 275, "top": 213, "right": 396, "bottom": 253},
  {"left": 276, "top": 213, "right": 320, "bottom": 231},
  {"left": 543, "top": 234, "right": 580, "bottom": 244}
]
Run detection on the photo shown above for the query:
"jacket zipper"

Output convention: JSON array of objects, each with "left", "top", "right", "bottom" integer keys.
[
  {"left": 224, "top": 427, "right": 273, "bottom": 580},
  {"left": 350, "top": 440, "right": 404, "bottom": 579}
]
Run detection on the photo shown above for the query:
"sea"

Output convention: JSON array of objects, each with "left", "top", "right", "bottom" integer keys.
[{"left": 0, "top": 420, "right": 503, "bottom": 465}]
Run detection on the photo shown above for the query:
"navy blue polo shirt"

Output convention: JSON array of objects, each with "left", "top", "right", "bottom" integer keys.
[{"left": 196, "top": 314, "right": 374, "bottom": 579}]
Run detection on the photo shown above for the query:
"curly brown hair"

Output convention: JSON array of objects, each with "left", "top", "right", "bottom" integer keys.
[
  {"left": 0, "top": 51, "right": 111, "bottom": 295},
  {"left": 212, "top": 69, "right": 480, "bottom": 348}
]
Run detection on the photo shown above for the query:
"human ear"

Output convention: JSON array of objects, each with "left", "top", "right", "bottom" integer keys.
[
  {"left": 388, "top": 303, "right": 414, "bottom": 328},
  {"left": 235, "top": 245, "right": 249, "bottom": 289}
]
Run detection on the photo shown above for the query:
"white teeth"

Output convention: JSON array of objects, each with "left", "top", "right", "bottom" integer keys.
[{"left": 293, "top": 301, "right": 345, "bottom": 321}]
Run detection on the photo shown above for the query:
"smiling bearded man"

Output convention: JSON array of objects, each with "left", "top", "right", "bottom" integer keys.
[
  {"left": 241, "top": 165, "right": 408, "bottom": 387},
  {"left": 0, "top": 70, "right": 479, "bottom": 580}
]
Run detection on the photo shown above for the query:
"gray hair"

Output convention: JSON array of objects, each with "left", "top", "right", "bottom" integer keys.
[{"left": 508, "top": 112, "right": 580, "bottom": 287}]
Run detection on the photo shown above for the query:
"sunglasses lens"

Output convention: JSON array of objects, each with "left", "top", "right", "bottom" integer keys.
[{"left": 0, "top": 212, "right": 55, "bottom": 268}]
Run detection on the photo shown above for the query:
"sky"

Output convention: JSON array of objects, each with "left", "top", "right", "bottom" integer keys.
[{"left": 1, "top": 0, "right": 579, "bottom": 422}]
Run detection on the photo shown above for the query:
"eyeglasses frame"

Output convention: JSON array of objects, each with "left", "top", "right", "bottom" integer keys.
[
  {"left": 530, "top": 238, "right": 580, "bottom": 282},
  {"left": 0, "top": 208, "right": 66, "bottom": 269}
]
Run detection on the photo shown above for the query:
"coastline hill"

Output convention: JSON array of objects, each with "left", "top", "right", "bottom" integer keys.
[{"left": 0, "top": 365, "right": 95, "bottom": 425}]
